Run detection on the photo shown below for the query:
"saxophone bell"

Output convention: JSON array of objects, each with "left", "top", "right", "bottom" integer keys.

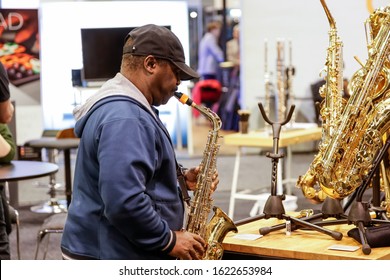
[{"left": 204, "top": 206, "right": 238, "bottom": 260}]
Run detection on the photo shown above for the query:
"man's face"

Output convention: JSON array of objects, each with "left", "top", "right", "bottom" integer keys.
[
  {"left": 213, "top": 27, "right": 221, "bottom": 38},
  {"left": 150, "top": 59, "right": 181, "bottom": 106}
]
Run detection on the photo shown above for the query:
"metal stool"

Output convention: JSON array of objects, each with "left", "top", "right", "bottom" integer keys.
[
  {"left": 34, "top": 212, "right": 67, "bottom": 259},
  {"left": 25, "top": 129, "right": 79, "bottom": 213},
  {"left": 8, "top": 205, "right": 20, "bottom": 259},
  {"left": 29, "top": 148, "right": 67, "bottom": 213}
]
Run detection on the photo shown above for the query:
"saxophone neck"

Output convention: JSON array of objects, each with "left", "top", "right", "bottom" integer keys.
[
  {"left": 174, "top": 91, "right": 222, "bottom": 131},
  {"left": 320, "top": 0, "right": 336, "bottom": 29},
  {"left": 194, "top": 104, "right": 222, "bottom": 131}
]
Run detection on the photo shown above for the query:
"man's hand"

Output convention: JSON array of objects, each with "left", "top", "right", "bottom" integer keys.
[
  {"left": 168, "top": 230, "right": 206, "bottom": 260},
  {"left": 184, "top": 166, "right": 219, "bottom": 192}
]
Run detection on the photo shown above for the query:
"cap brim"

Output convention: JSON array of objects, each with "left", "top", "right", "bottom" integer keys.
[{"left": 172, "top": 61, "right": 200, "bottom": 81}]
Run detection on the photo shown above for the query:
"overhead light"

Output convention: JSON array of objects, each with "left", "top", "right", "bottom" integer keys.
[
  {"left": 229, "top": 9, "right": 241, "bottom": 19},
  {"left": 190, "top": 11, "right": 198, "bottom": 19}
]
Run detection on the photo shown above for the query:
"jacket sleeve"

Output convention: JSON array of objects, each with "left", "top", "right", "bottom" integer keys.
[{"left": 209, "top": 36, "right": 224, "bottom": 63}]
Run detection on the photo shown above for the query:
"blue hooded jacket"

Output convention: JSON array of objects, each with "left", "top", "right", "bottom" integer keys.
[{"left": 61, "top": 73, "right": 184, "bottom": 259}]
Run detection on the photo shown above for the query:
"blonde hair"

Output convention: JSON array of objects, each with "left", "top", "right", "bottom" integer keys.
[{"left": 206, "top": 21, "right": 222, "bottom": 32}]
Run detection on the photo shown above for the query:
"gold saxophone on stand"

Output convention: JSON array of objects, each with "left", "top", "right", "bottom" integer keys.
[
  {"left": 286, "top": 40, "right": 296, "bottom": 126},
  {"left": 297, "top": 0, "right": 345, "bottom": 203},
  {"left": 263, "top": 39, "right": 272, "bottom": 134},
  {"left": 298, "top": 1, "right": 390, "bottom": 209},
  {"left": 276, "top": 39, "right": 287, "bottom": 123},
  {"left": 174, "top": 92, "right": 237, "bottom": 260}
]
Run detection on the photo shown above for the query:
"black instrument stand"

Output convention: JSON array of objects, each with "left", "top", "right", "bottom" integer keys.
[{"left": 235, "top": 103, "right": 343, "bottom": 241}]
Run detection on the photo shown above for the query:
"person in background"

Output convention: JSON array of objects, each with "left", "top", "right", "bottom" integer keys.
[
  {"left": 226, "top": 24, "right": 240, "bottom": 68},
  {"left": 61, "top": 24, "right": 219, "bottom": 260},
  {"left": 0, "top": 62, "right": 16, "bottom": 260},
  {"left": 0, "top": 63, "right": 14, "bottom": 124},
  {"left": 0, "top": 125, "right": 15, "bottom": 162},
  {"left": 0, "top": 59, "right": 16, "bottom": 260},
  {"left": 197, "top": 21, "right": 224, "bottom": 81},
  {"left": 217, "top": 24, "right": 241, "bottom": 131},
  {"left": 225, "top": 23, "right": 240, "bottom": 90},
  {"left": 0, "top": 124, "right": 16, "bottom": 260}
]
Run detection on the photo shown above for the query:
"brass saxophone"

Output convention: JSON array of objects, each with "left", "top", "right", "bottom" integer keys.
[
  {"left": 264, "top": 39, "right": 272, "bottom": 134},
  {"left": 276, "top": 39, "right": 287, "bottom": 123},
  {"left": 286, "top": 39, "right": 296, "bottom": 126},
  {"left": 298, "top": 1, "right": 390, "bottom": 204},
  {"left": 297, "top": 0, "right": 345, "bottom": 202},
  {"left": 174, "top": 92, "right": 237, "bottom": 260}
]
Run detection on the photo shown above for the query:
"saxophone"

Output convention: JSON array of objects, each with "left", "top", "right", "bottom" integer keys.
[
  {"left": 174, "top": 92, "right": 237, "bottom": 260},
  {"left": 264, "top": 39, "right": 272, "bottom": 134},
  {"left": 276, "top": 39, "right": 287, "bottom": 123},
  {"left": 298, "top": 1, "right": 390, "bottom": 205},
  {"left": 297, "top": 0, "right": 345, "bottom": 202},
  {"left": 286, "top": 40, "right": 296, "bottom": 126}
]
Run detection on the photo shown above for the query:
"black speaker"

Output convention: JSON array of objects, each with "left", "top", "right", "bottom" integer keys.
[{"left": 71, "top": 69, "right": 83, "bottom": 87}]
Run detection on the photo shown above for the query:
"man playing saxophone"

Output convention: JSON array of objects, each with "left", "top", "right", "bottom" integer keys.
[{"left": 61, "top": 24, "right": 219, "bottom": 260}]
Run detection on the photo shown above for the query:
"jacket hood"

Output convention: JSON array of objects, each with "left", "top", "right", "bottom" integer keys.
[
  {"left": 73, "top": 73, "right": 157, "bottom": 137},
  {"left": 73, "top": 73, "right": 155, "bottom": 121}
]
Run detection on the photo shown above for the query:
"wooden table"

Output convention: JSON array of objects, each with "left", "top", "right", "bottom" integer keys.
[
  {"left": 224, "top": 127, "right": 322, "bottom": 148},
  {"left": 224, "top": 126, "right": 322, "bottom": 219},
  {"left": 222, "top": 216, "right": 390, "bottom": 260}
]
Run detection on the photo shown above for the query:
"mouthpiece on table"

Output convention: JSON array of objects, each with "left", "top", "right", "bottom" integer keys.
[{"left": 174, "top": 92, "right": 195, "bottom": 106}]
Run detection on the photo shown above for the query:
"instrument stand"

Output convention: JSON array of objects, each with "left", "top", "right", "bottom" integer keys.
[{"left": 235, "top": 103, "right": 343, "bottom": 241}]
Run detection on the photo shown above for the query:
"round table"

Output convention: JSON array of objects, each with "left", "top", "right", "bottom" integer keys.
[
  {"left": 0, "top": 160, "right": 63, "bottom": 213},
  {"left": 0, "top": 160, "right": 59, "bottom": 182}
]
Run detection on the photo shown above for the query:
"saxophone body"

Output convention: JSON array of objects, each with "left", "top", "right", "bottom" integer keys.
[
  {"left": 174, "top": 92, "right": 237, "bottom": 260},
  {"left": 297, "top": 0, "right": 345, "bottom": 202},
  {"left": 298, "top": 1, "right": 390, "bottom": 203}
]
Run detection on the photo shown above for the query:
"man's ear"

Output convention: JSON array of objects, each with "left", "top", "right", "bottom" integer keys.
[{"left": 144, "top": 55, "right": 157, "bottom": 72}]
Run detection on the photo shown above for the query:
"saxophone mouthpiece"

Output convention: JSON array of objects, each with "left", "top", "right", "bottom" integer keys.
[{"left": 174, "top": 92, "right": 196, "bottom": 107}]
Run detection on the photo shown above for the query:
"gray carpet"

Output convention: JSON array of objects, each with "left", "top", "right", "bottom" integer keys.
[{"left": 7, "top": 152, "right": 327, "bottom": 260}]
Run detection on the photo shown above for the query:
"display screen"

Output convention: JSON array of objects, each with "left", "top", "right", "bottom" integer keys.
[
  {"left": 0, "top": 9, "right": 40, "bottom": 86},
  {"left": 80, "top": 27, "right": 134, "bottom": 82}
]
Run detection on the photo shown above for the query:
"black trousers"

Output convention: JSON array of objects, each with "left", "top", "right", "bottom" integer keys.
[{"left": 0, "top": 184, "right": 10, "bottom": 260}]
